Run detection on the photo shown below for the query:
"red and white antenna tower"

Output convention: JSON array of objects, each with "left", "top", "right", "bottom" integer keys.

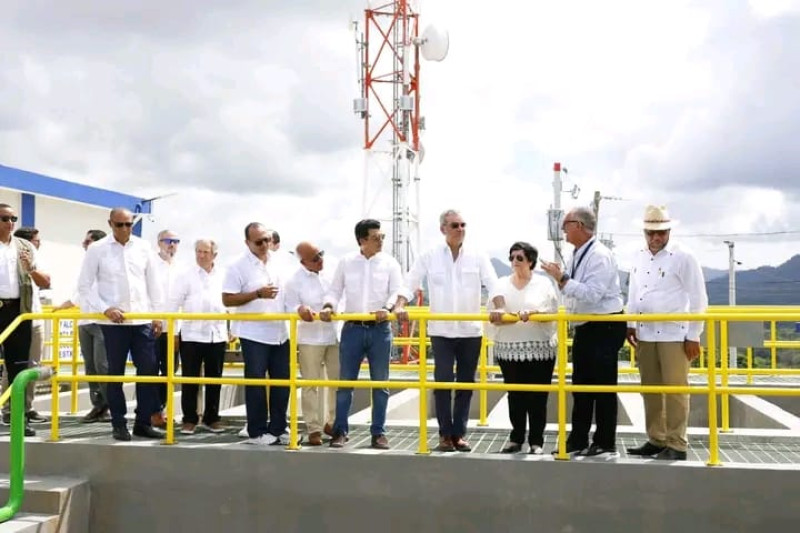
[{"left": 353, "top": 1, "right": 448, "bottom": 271}]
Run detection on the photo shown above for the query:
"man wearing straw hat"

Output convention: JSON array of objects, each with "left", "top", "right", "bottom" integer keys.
[{"left": 625, "top": 205, "right": 708, "bottom": 461}]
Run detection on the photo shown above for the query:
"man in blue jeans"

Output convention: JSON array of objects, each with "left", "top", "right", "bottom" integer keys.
[
  {"left": 320, "top": 219, "right": 403, "bottom": 449},
  {"left": 222, "top": 223, "right": 291, "bottom": 446}
]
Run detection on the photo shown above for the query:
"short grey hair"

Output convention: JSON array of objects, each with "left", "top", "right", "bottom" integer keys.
[
  {"left": 439, "top": 209, "right": 461, "bottom": 227},
  {"left": 570, "top": 207, "right": 596, "bottom": 233},
  {"left": 195, "top": 239, "right": 218, "bottom": 254}
]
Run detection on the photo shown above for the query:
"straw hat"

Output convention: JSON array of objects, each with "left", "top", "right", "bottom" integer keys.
[{"left": 642, "top": 205, "right": 676, "bottom": 231}]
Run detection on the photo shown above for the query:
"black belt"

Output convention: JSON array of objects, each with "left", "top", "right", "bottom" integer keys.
[
  {"left": 0, "top": 298, "right": 20, "bottom": 309},
  {"left": 345, "top": 320, "right": 383, "bottom": 327},
  {"left": 574, "top": 310, "right": 624, "bottom": 328}
]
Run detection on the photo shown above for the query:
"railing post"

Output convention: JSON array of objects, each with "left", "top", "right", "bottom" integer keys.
[
  {"left": 416, "top": 315, "right": 430, "bottom": 454},
  {"left": 706, "top": 319, "right": 721, "bottom": 466},
  {"left": 770, "top": 321, "right": 777, "bottom": 373},
  {"left": 478, "top": 336, "right": 488, "bottom": 426},
  {"left": 287, "top": 316, "right": 301, "bottom": 450},
  {"left": 70, "top": 318, "right": 78, "bottom": 414},
  {"left": 49, "top": 317, "right": 61, "bottom": 442},
  {"left": 163, "top": 318, "right": 176, "bottom": 445},
  {"left": 720, "top": 320, "right": 731, "bottom": 433},
  {"left": 555, "top": 306, "right": 569, "bottom": 461},
  {"left": 746, "top": 347, "right": 753, "bottom": 385}
]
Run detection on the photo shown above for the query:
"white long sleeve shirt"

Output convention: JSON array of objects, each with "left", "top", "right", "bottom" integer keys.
[
  {"left": 561, "top": 238, "right": 624, "bottom": 321},
  {"left": 169, "top": 264, "right": 228, "bottom": 343},
  {"left": 325, "top": 251, "right": 402, "bottom": 314},
  {"left": 222, "top": 252, "right": 288, "bottom": 345},
  {"left": 284, "top": 266, "right": 338, "bottom": 345},
  {"left": 77, "top": 235, "right": 164, "bottom": 326},
  {"left": 627, "top": 241, "right": 708, "bottom": 342},
  {"left": 404, "top": 244, "right": 498, "bottom": 338}
]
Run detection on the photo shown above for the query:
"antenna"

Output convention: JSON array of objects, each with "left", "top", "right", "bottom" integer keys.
[{"left": 353, "top": 1, "right": 448, "bottom": 272}]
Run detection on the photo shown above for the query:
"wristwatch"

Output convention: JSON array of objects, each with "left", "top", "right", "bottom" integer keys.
[{"left": 559, "top": 273, "right": 571, "bottom": 284}]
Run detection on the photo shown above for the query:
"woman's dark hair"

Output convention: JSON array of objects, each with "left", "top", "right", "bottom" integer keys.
[
  {"left": 355, "top": 218, "right": 381, "bottom": 245},
  {"left": 509, "top": 241, "right": 538, "bottom": 270}
]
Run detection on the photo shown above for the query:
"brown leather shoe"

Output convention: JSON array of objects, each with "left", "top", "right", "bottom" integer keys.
[
  {"left": 371, "top": 434, "right": 390, "bottom": 450},
  {"left": 308, "top": 432, "right": 323, "bottom": 446},
  {"left": 453, "top": 437, "right": 471, "bottom": 452},
  {"left": 323, "top": 422, "right": 334, "bottom": 437},
  {"left": 330, "top": 434, "right": 347, "bottom": 448},
  {"left": 151, "top": 412, "right": 167, "bottom": 429},
  {"left": 438, "top": 436, "right": 455, "bottom": 452}
]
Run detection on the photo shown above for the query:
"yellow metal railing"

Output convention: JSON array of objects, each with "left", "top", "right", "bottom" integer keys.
[{"left": 1, "top": 309, "right": 800, "bottom": 467}]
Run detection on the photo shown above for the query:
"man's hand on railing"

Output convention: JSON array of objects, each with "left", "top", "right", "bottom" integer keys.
[
  {"left": 104, "top": 307, "right": 125, "bottom": 324},
  {"left": 319, "top": 307, "right": 334, "bottom": 322},
  {"left": 626, "top": 328, "right": 638, "bottom": 348},
  {"left": 297, "top": 305, "right": 315, "bottom": 322},
  {"left": 684, "top": 340, "right": 700, "bottom": 361},
  {"left": 394, "top": 305, "right": 409, "bottom": 323},
  {"left": 374, "top": 309, "right": 390, "bottom": 323}
]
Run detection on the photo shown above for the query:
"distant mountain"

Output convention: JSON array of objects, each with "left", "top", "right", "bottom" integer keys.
[
  {"left": 706, "top": 254, "right": 800, "bottom": 305},
  {"left": 491, "top": 258, "right": 512, "bottom": 277},
  {"left": 703, "top": 267, "right": 727, "bottom": 281}
]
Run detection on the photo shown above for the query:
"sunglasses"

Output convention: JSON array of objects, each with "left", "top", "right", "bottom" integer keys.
[
  {"left": 0, "top": 216, "right": 18, "bottom": 223},
  {"left": 160, "top": 238, "right": 181, "bottom": 245},
  {"left": 310, "top": 250, "right": 325, "bottom": 262},
  {"left": 367, "top": 233, "right": 386, "bottom": 242},
  {"left": 252, "top": 238, "right": 272, "bottom": 247},
  {"left": 112, "top": 221, "right": 134, "bottom": 228},
  {"left": 449, "top": 222, "right": 467, "bottom": 229},
  {"left": 645, "top": 230, "right": 669, "bottom": 237},
  {"left": 509, "top": 253, "right": 527, "bottom": 263}
]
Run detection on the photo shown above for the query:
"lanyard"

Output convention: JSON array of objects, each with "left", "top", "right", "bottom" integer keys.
[{"left": 571, "top": 239, "right": 596, "bottom": 279}]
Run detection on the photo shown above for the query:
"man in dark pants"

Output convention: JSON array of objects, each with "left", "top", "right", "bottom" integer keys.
[
  {"left": 0, "top": 204, "right": 50, "bottom": 437},
  {"left": 396, "top": 209, "right": 503, "bottom": 452},
  {"left": 542, "top": 206, "right": 626, "bottom": 456},
  {"left": 78, "top": 208, "right": 165, "bottom": 441},
  {"left": 153, "top": 229, "right": 182, "bottom": 426}
]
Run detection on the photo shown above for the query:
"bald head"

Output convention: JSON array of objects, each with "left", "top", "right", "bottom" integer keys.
[{"left": 296, "top": 241, "right": 324, "bottom": 273}]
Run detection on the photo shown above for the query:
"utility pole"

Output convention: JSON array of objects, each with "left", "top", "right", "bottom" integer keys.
[{"left": 723, "top": 240, "right": 740, "bottom": 368}]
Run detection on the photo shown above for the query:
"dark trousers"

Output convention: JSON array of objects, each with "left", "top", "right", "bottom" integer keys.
[
  {"left": 240, "top": 339, "right": 289, "bottom": 438},
  {"left": 498, "top": 357, "right": 556, "bottom": 446},
  {"left": 180, "top": 341, "right": 226, "bottom": 425},
  {"left": 431, "top": 336, "right": 482, "bottom": 438},
  {"left": 100, "top": 324, "right": 159, "bottom": 428},
  {"left": 0, "top": 300, "right": 32, "bottom": 391},
  {"left": 567, "top": 319, "right": 627, "bottom": 450},
  {"left": 156, "top": 334, "right": 180, "bottom": 411}
]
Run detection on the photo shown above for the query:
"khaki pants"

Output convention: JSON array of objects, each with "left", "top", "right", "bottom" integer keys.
[
  {"left": 298, "top": 343, "right": 339, "bottom": 434},
  {"left": 637, "top": 340, "right": 690, "bottom": 452},
  {"left": 2, "top": 322, "right": 43, "bottom": 414}
]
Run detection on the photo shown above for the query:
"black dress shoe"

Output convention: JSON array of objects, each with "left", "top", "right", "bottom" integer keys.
[
  {"left": 112, "top": 426, "right": 132, "bottom": 441},
  {"left": 551, "top": 443, "right": 586, "bottom": 455},
  {"left": 132, "top": 424, "right": 166, "bottom": 439},
  {"left": 627, "top": 442, "right": 666, "bottom": 456},
  {"left": 655, "top": 447, "right": 687, "bottom": 461},
  {"left": 578, "top": 443, "right": 617, "bottom": 457},
  {"left": 24, "top": 424, "right": 36, "bottom": 437},
  {"left": 26, "top": 411, "right": 49, "bottom": 424},
  {"left": 500, "top": 442, "right": 523, "bottom": 454}
]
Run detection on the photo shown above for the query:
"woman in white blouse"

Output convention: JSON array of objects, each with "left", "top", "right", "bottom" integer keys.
[{"left": 489, "top": 242, "right": 558, "bottom": 454}]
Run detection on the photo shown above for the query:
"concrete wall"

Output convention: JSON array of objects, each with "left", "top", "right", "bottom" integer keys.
[{"left": 4, "top": 441, "right": 799, "bottom": 532}]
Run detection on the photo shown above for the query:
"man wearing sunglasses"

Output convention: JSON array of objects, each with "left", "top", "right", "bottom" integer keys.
[
  {"left": 395, "top": 209, "right": 503, "bottom": 452},
  {"left": 0, "top": 205, "right": 50, "bottom": 437},
  {"left": 625, "top": 205, "right": 707, "bottom": 461},
  {"left": 284, "top": 241, "right": 338, "bottom": 445},
  {"left": 152, "top": 229, "right": 183, "bottom": 427},
  {"left": 78, "top": 208, "right": 165, "bottom": 441},
  {"left": 541, "top": 207, "right": 626, "bottom": 457},
  {"left": 223, "top": 223, "right": 291, "bottom": 445}
]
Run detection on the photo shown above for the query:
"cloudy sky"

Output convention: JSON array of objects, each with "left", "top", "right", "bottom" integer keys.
[{"left": 2, "top": 0, "right": 799, "bottom": 272}]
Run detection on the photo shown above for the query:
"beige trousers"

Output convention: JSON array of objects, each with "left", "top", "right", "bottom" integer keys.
[
  {"left": 637, "top": 340, "right": 690, "bottom": 452},
  {"left": 2, "top": 322, "right": 43, "bottom": 414},
  {"left": 298, "top": 343, "right": 339, "bottom": 434}
]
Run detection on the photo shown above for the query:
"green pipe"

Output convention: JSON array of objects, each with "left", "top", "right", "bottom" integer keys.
[{"left": 0, "top": 367, "right": 53, "bottom": 523}]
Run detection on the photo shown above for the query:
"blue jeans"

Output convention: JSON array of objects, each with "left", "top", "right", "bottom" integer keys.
[
  {"left": 100, "top": 324, "right": 159, "bottom": 428},
  {"left": 240, "top": 339, "right": 290, "bottom": 438},
  {"left": 333, "top": 322, "right": 392, "bottom": 436},
  {"left": 431, "top": 336, "right": 482, "bottom": 438}
]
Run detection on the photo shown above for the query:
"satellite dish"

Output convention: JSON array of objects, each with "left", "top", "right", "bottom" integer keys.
[{"left": 418, "top": 25, "right": 449, "bottom": 62}]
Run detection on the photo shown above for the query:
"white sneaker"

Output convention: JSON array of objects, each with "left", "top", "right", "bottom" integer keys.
[
  {"left": 274, "top": 432, "right": 301, "bottom": 446},
  {"left": 529, "top": 445, "right": 544, "bottom": 455},
  {"left": 238, "top": 424, "right": 249, "bottom": 438},
  {"left": 246, "top": 434, "right": 278, "bottom": 446}
]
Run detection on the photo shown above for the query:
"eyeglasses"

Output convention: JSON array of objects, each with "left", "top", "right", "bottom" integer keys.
[
  {"left": 310, "top": 250, "right": 325, "bottom": 262},
  {"left": 509, "top": 253, "right": 527, "bottom": 263},
  {"left": 561, "top": 220, "right": 580, "bottom": 230},
  {"left": 160, "top": 238, "right": 181, "bottom": 245},
  {"left": 645, "top": 230, "right": 669, "bottom": 237},
  {"left": 0, "top": 216, "right": 18, "bottom": 223},
  {"left": 449, "top": 222, "right": 467, "bottom": 229},
  {"left": 112, "top": 222, "right": 134, "bottom": 228},
  {"left": 252, "top": 238, "right": 271, "bottom": 247}
]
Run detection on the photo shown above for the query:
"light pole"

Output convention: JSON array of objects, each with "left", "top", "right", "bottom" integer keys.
[{"left": 723, "top": 240, "right": 741, "bottom": 368}]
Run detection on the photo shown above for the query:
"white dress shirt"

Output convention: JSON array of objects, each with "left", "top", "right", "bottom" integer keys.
[
  {"left": 561, "top": 237, "right": 624, "bottom": 320},
  {"left": 77, "top": 235, "right": 164, "bottom": 325},
  {"left": 404, "top": 244, "right": 498, "bottom": 337},
  {"left": 154, "top": 256, "right": 184, "bottom": 331},
  {"left": 627, "top": 241, "right": 708, "bottom": 342},
  {"left": 325, "top": 251, "right": 402, "bottom": 313},
  {"left": 222, "top": 252, "right": 288, "bottom": 345},
  {"left": 284, "top": 265, "right": 338, "bottom": 345},
  {"left": 169, "top": 264, "right": 228, "bottom": 343},
  {"left": 0, "top": 239, "right": 26, "bottom": 298}
]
